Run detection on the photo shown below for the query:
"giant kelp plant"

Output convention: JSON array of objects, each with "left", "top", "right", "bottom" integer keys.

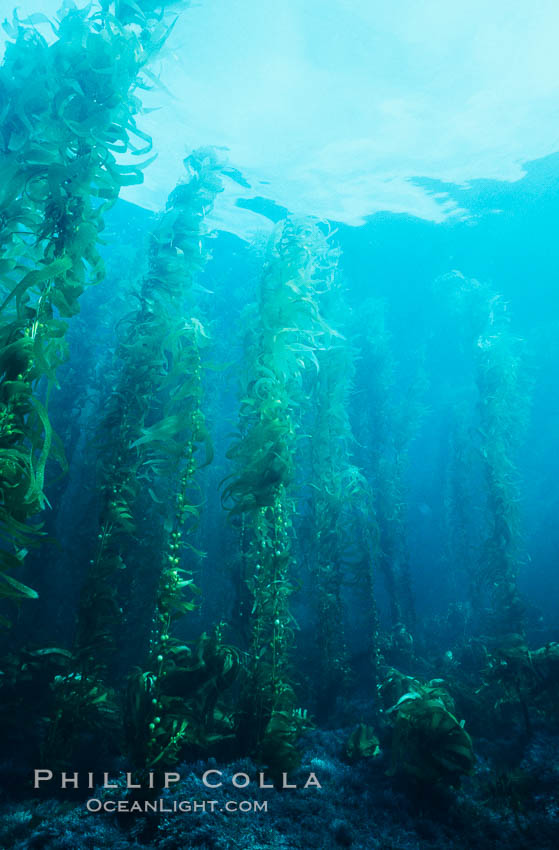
[
  {"left": 74, "top": 148, "right": 222, "bottom": 679},
  {"left": 353, "top": 299, "right": 425, "bottom": 651},
  {"left": 303, "top": 286, "right": 369, "bottom": 717},
  {"left": 437, "top": 272, "right": 528, "bottom": 638},
  {"left": 41, "top": 150, "right": 229, "bottom": 769},
  {"left": 439, "top": 405, "right": 479, "bottom": 614},
  {"left": 475, "top": 298, "right": 527, "bottom": 637},
  {"left": 222, "top": 220, "right": 338, "bottom": 773},
  {"left": 0, "top": 0, "right": 191, "bottom": 615}
]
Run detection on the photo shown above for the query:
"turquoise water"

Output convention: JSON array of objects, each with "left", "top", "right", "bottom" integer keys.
[{"left": 1, "top": 3, "right": 559, "bottom": 848}]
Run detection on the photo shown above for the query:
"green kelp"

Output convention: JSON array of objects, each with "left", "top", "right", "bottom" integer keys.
[
  {"left": 305, "top": 285, "right": 371, "bottom": 717},
  {"left": 437, "top": 272, "right": 529, "bottom": 638},
  {"left": 44, "top": 150, "right": 225, "bottom": 767},
  {"left": 125, "top": 626, "right": 240, "bottom": 774},
  {"left": 353, "top": 299, "right": 427, "bottom": 652},
  {"left": 223, "top": 219, "right": 337, "bottom": 778},
  {"left": 440, "top": 406, "right": 479, "bottom": 614},
  {"left": 0, "top": 0, "right": 191, "bottom": 615},
  {"left": 74, "top": 149, "right": 222, "bottom": 677},
  {"left": 480, "top": 639, "right": 559, "bottom": 735},
  {"left": 346, "top": 722, "right": 381, "bottom": 762},
  {"left": 380, "top": 668, "right": 474, "bottom": 786}
]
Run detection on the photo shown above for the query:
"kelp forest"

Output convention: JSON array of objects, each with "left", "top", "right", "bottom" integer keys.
[{"left": 1, "top": 3, "right": 559, "bottom": 849}]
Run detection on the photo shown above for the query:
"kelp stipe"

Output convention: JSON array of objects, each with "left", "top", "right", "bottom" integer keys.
[
  {"left": 304, "top": 284, "right": 369, "bottom": 718},
  {"left": 43, "top": 150, "right": 224, "bottom": 767},
  {"left": 222, "top": 219, "right": 336, "bottom": 778},
  {"left": 74, "top": 149, "right": 222, "bottom": 676},
  {"left": 111, "top": 152, "right": 239, "bottom": 773},
  {"left": 0, "top": 0, "right": 191, "bottom": 618},
  {"left": 475, "top": 298, "right": 528, "bottom": 637},
  {"left": 436, "top": 272, "right": 529, "bottom": 639},
  {"left": 353, "top": 299, "right": 426, "bottom": 652},
  {"left": 440, "top": 407, "right": 477, "bottom": 609}
]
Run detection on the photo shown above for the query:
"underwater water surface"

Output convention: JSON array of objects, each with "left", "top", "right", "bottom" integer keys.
[{"left": 1, "top": 2, "right": 559, "bottom": 849}]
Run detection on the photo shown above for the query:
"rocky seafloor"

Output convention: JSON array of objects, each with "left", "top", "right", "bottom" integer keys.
[{"left": 1, "top": 728, "right": 558, "bottom": 850}]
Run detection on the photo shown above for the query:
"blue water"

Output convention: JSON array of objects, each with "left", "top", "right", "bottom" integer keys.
[{"left": 2, "top": 3, "right": 559, "bottom": 848}]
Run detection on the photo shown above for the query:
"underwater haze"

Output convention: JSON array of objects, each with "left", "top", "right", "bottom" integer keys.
[{"left": 1, "top": 2, "right": 559, "bottom": 849}]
